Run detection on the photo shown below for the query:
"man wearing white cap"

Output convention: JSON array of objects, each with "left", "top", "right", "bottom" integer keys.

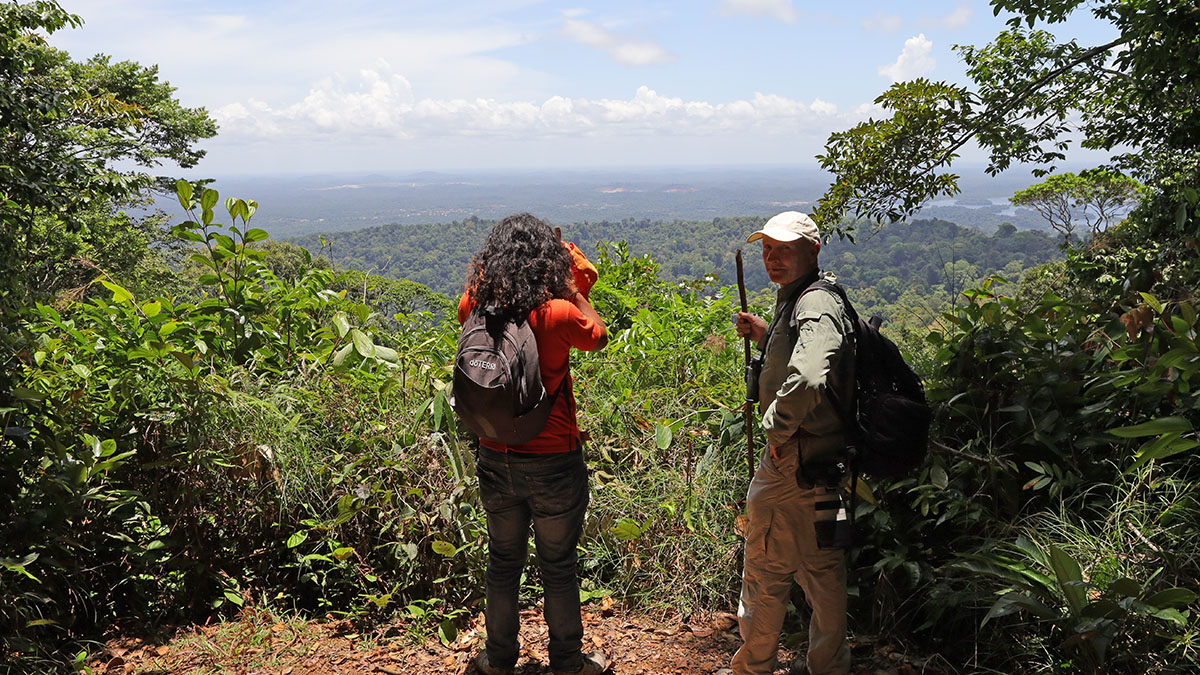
[{"left": 722, "top": 211, "right": 855, "bottom": 675}]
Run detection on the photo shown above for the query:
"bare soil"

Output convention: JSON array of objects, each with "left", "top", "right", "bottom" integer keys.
[{"left": 96, "top": 604, "right": 951, "bottom": 675}]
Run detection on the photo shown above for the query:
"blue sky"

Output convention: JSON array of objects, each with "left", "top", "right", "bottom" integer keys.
[{"left": 50, "top": 0, "right": 1117, "bottom": 175}]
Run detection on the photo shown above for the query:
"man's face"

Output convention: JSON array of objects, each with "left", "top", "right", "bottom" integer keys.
[{"left": 761, "top": 236, "right": 819, "bottom": 285}]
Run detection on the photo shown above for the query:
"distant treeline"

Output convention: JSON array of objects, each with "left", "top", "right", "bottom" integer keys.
[{"left": 288, "top": 216, "right": 1060, "bottom": 316}]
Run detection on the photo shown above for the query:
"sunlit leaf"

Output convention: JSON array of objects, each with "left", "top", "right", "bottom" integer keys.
[
  {"left": 350, "top": 329, "right": 375, "bottom": 358},
  {"left": 654, "top": 423, "right": 673, "bottom": 450},
  {"left": 200, "top": 188, "right": 218, "bottom": 212},
  {"left": 175, "top": 179, "right": 193, "bottom": 208},
  {"left": 1049, "top": 545, "right": 1086, "bottom": 615},
  {"left": 100, "top": 280, "right": 133, "bottom": 304},
  {"left": 1108, "top": 417, "right": 1192, "bottom": 438},
  {"left": 332, "top": 314, "right": 350, "bottom": 338},
  {"left": 332, "top": 342, "right": 355, "bottom": 368},
  {"left": 612, "top": 518, "right": 645, "bottom": 541},
  {"left": 1138, "top": 292, "right": 1163, "bottom": 314}
]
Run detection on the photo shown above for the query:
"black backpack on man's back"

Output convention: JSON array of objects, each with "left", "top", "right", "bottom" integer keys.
[
  {"left": 805, "top": 280, "right": 932, "bottom": 478},
  {"left": 449, "top": 307, "right": 566, "bottom": 446}
]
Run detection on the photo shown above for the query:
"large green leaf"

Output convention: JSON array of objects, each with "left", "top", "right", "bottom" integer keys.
[
  {"left": 175, "top": 179, "right": 194, "bottom": 207},
  {"left": 1, "top": 553, "right": 41, "bottom": 582},
  {"left": 1106, "top": 577, "right": 1142, "bottom": 598},
  {"left": 612, "top": 518, "right": 645, "bottom": 541},
  {"left": 1108, "top": 417, "right": 1192, "bottom": 438},
  {"left": 351, "top": 329, "right": 375, "bottom": 358},
  {"left": 200, "top": 188, "right": 218, "bottom": 212},
  {"left": 244, "top": 228, "right": 269, "bottom": 243},
  {"left": 1145, "top": 588, "right": 1199, "bottom": 609},
  {"left": 1048, "top": 545, "right": 1086, "bottom": 615},
  {"left": 188, "top": 252, "right": 217, "bottom": 270},
  {"left": 654, "top": 423, "right": 673, "bottom": 450},
  {"left": 332, "top": 342, "right": 355, "bottom": 367},
  {"left": 332, "top": 313, "right": 350, "bottom": 338},
  {"left": 1081, "top": 598, "right": 1123, "bottom": 620},
  {"left": 982, "top": 592, "right": 1057, "bottom": 626},
  {"left": 1125, "top": 433, "right": 1200, "bottom": 474},
  {"left": 100, "top": 280, "right": 133, "bottom": 304}
]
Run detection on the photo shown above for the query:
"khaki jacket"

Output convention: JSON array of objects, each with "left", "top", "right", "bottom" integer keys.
[{"left": 757, "top": 274, "right": 856, "bottom": 465}]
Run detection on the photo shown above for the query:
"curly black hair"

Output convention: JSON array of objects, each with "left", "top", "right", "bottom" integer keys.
[{"left": 466, "top": 213, "right": 573, "bottom": 322}]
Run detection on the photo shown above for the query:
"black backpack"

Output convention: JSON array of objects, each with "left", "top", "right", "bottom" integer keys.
[
  {"left": 805, "top": 280, "right": 932, "bottom": 478},
  {"left": 449, "top": 308, "right": 566, "bottom": 445}
]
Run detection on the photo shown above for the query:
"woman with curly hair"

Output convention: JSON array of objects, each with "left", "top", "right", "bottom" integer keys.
[{"left": 457, "top": 213, "right": 609, "bottom": 675}]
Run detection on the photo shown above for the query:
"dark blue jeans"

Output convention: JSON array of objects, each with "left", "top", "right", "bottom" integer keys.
[{"left": 475, "top": 447, "right": 589, "bottom": 672}]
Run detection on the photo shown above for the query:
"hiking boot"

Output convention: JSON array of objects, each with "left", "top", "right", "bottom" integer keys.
[
  {"left": 473, "top": 651, "right": 515, "bottom": 675},
  {"left": 552, "top": 651, "right": 607, "bottom": 674}
]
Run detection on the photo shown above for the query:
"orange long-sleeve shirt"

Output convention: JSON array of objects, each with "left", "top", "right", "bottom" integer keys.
[{"left": 457, "top": 293, "right": 605, "bottom": 453}]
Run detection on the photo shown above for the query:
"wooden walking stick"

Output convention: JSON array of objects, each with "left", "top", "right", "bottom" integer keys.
[{"left": 735, "top": 250, "right": 755, "bottom": 481}]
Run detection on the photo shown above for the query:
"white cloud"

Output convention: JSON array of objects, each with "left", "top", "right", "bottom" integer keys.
[
  {"left": 561, "top": 17, "right": 674, "bottom": 66},
  {"left": 51, "top": 2, "right": 539, "bottom": 106},
  {"left": 810, "top": 98, "right": 837, "bottom": 115},
  {"left": 562, "top": 17, "right": 612, "bottom": 48},
  {"left": 212, "top": 68, "right": 859, "bottom": 144},
  {"left": 716, "top": 0, "right": 798, "bottom": 24},
  {"left": 611, "top": 42, "right": 675, "bottom": 67},
  {"left": 861, "top": 12, "right": 902, "bottom": 33},
  {"left": 864, "top": 5, "right": 972, "bottom": 34},
  {"left": 938, "top": 4, "right": 973, "bottom": 29},
  {"left": 878, "top": 34, "right": 934, "bottom": 83},
  {"left": 215, "top": 67, "right": 416, "bottom": 138}
]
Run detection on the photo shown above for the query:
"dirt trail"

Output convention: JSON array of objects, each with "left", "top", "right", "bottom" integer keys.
[{"left": 99, "top": 605, "right": 947, "bottom": 674}]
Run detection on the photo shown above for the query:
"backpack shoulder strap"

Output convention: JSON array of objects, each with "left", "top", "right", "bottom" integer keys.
[
  {"left": 515, "top": 315, "right": 571, "bottom": 406},
  {"left": 798, "top": 278, "right": 863, "bottom": 453},
  {"left": 802, "top": 278, "right": 861, "bottom": 327},
  {"left": 758, "top": 273, "right": 818, "bottom": 353}
]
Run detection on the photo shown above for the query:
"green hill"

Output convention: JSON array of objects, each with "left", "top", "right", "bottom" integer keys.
[{"left": 288, "top": 216, "right": 1061, "bottom": 321}]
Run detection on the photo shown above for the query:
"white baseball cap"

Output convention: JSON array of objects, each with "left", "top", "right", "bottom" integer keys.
[{"left": 746, "top": 211, "right": 820, "bottom": 245}]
